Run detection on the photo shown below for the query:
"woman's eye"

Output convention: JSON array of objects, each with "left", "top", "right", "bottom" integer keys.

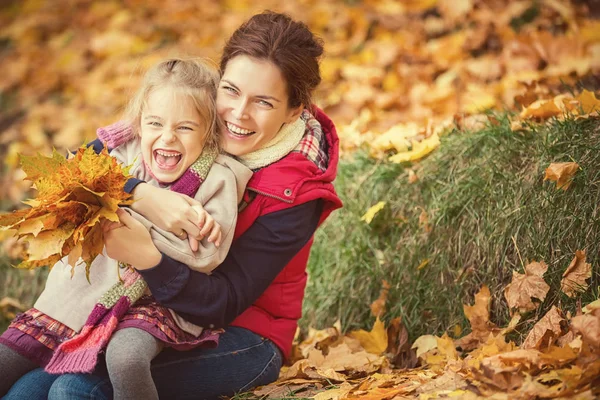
[
  {"left": 222, "top": 86, "right": 237, "bottom": 94},
  {"left": 258, "top": 100, "right": 273, "bottom": 108},
  {"left": 178, "top": 126, "right": 193, "bottom": 131}
]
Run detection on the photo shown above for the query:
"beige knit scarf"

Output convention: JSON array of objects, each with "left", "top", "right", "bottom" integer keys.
[{"left": 238, "top": 116, "right": 306, "bottom": 170}]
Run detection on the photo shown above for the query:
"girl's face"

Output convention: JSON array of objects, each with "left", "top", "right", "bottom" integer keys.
[
  {"left": 216, "top": 55, "right": 302, "bottom": 157},
  {"left": 140, "top": 86, "right": 206, "bottom": 183}
]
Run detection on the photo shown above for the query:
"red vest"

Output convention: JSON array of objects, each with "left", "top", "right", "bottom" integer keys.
[{"left": 230, "top": 108, "right": 342, "bottom": 358}]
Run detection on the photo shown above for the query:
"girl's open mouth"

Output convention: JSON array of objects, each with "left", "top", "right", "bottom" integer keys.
[{"left": 154, "top": 149, "right": 182, "bottom": 170}]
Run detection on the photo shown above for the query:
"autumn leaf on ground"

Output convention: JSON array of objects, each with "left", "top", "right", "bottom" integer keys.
[
  {"left": 571, "top": 308, "right": 600, "bottom": 348},
  {"left": 0, "top": 146, "right": 132, "bottom": 278},
  {"left": 455, "top": 285, "right": 500, "bottom": 351},
  {"left": 544, "top": 162, "right": 579, "bottom": 190},
  {"left": 522, "top": 306, "right": 566, "bottom": 350},
  {"left": 504, "top": 260, "right": 550, "bottom": 314},
  {"left": 360, "top": 201, "right": 386, "bottom": 224},
  {"left": 349, "top": 317, "right": 388, "bottom": 355},
  {"left": 560, "top": 250, "right": 592, "bottom": 297},
  {"left": 370, "top": 280, "right": 390, "bottom": 317}
]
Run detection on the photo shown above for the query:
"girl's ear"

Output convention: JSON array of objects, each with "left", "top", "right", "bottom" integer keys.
[{"left": 285, "top": 105, "right": 303, "bottom": 124}]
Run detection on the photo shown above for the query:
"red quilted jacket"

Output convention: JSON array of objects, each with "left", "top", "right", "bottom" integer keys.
[{"left": 230, "top": 107, "right": 342, "bottom": 358}]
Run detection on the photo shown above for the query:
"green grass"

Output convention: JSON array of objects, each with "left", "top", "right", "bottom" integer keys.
[{"left": 303, "top": 115, "right": 600, "bottom": 342}]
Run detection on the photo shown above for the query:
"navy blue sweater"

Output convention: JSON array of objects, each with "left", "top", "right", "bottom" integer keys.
[{"left": 88, "top": 139, "right": 322, "bottom": 328}]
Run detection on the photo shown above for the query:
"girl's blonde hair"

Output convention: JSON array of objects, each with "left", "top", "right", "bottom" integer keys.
[{"left": 125, "top": 58, "right": 221, "bottom": 154}]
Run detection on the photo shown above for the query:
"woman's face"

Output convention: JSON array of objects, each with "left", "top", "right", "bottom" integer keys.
[{"left": 216, "top": 55, "right": 302, "bottom": 157}]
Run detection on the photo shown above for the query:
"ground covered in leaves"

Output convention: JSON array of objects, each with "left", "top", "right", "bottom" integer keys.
[{"left": 1, "top": 0, "right": 600, "bottom": 399}]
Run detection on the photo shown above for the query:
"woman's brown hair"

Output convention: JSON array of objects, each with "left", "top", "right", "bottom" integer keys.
[{"left": 220, "top": 11, "right": 324, "bottom": 111}]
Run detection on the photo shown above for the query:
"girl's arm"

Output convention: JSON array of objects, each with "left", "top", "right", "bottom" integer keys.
[{"left": 136, "top": 200, "right": 323, "bottom": 328}]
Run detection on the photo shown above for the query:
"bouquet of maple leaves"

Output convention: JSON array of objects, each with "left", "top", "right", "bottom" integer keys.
[{"left": 0, "top": 146, "right": 132, "bottom": 277}]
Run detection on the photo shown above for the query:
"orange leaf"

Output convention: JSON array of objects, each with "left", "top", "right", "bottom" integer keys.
[{"left": 544, "top": 162, "right": 579, "bottom": 190}]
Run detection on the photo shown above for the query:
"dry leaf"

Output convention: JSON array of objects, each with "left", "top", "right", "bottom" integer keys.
[
  {"left": 560, "top": 250, "right": 592, "bottom": 297},
  {"left": 504, "top": 261, "right": 550, "bottom": 314},
  {"left": 522, "top": 306, "right": 566, "bottom": 350},
  {"left": 544, "top": 162, "right": 579, "bottom": 190},
  {"left": 370, "top": 280, "right": 390, "bottom": 317}
]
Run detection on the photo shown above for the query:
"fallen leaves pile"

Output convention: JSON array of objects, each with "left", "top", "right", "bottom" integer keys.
[
  {"left": 256, "top": 252, "right": 597, "bottom": 399},
  {"left": 0, "top": 146, "right": 132, "bottom": 277}
]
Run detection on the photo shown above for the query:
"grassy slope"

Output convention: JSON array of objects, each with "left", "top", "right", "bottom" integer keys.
[{"left": 304, "top": 115, "right": 600, "bottom": 341}]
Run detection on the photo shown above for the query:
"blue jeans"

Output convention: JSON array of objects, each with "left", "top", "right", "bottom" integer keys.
[{"left": 2, "top": 326, "right": 282, "bottom": 400}]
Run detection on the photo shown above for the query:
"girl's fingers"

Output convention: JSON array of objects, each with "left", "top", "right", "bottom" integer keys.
[
  {"left": 199, "top": 217, "right": 215, "bottom": 237},
  {"left": 206, "top": 225, "right": 220, "bottom": 245},
  {"left": 191, "top": 206, "right": 207, "bottom": 230}
]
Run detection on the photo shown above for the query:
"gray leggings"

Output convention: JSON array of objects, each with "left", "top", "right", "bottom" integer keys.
[
  {"left": 106, "top": 328, "right": 164, "bottom": 400},
  {"left": 0, "top": 328, "right": 162, "bottom": 400}
]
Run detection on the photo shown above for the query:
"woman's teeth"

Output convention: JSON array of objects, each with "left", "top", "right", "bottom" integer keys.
[{"left": 227, "top": 122, "right": 255, "bottom": 136}]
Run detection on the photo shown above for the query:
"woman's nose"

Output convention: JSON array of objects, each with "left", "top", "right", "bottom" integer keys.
[{"left": 232, "top": 100, "right": 249, "bottom": 120}]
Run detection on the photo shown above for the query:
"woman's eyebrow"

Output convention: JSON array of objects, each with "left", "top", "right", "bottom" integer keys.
[{"left": 222, "top": 80, "right": 282, "bottom": 103}]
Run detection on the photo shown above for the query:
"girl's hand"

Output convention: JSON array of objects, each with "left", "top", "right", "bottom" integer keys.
[
  {"left": 103, "top": 209, "right": 162, "bottom": 270},
  {"left": 130, "top": 183, "right": 220, "bottom": 251},
  {"left": 191, "top": 205, "right": 223, "bottom": 247}
]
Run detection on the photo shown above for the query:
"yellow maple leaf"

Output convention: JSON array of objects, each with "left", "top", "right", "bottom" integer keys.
[
  {"left": 360, "top": 201, "right": 386, "bottom": 224},
  {"left": 349, "top": 317, "right": 388, "bottom": 355},
  {"left": 388, "top": 133, "right": 441, "bottom": 163},
  {"left": 544, "top": 162, "right": 579, "bottom": 190}
]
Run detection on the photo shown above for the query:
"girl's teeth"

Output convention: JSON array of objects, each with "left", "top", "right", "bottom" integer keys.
[
  {"left": 156, "top": 150, "right": 180, "bottom": 157},
  {"left": 227, "top": 122, "right": 254, "bottom": 135}
]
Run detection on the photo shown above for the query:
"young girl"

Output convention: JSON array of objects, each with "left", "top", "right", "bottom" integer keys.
[{"left": 0, "top": 58, "right": 252, "bottom": 399}]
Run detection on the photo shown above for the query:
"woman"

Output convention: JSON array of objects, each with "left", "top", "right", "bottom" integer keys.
[{"left": 3, "top": 11, "right": 341, "bottom": 399}]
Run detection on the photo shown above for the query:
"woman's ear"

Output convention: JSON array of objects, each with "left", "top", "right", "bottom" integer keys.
[{"left": 285, "top": 105, "right": 304, "bottom": 124}]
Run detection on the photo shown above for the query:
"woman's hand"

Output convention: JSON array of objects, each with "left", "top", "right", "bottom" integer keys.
[
  {"left": 129, "top": 183, "right": 222, "bottom": 251},
  {"left": 102, "top": 209, "right": 162, "bottom": 270}
]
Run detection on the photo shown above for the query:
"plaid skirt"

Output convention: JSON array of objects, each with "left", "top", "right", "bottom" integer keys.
[{"left": 0, "top": 298, "right": 221, "bottom": 367}]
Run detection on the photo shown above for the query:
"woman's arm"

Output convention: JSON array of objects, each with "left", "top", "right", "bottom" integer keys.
[{"left": 137, "top": 200, "right": 323, "bottom": 328}]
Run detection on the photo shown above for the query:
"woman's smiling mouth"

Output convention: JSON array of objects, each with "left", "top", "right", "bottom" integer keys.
[
  {"left": 154, "top": 149, "right": 182, "bottom": 170},
  {"left": 226, "top": 122, "right": 256, "bottom": 137}
]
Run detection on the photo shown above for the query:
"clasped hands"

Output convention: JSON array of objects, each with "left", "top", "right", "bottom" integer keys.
[{"left": 101, "top": 183, "right": 221, "bottom": 270}]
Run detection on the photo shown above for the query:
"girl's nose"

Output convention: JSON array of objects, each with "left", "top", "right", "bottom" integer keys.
[{"left": 161, "top": 129, "right": 177, "bottom": 143}]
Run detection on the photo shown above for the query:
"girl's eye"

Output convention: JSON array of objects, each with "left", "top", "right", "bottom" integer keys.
[{"left": 149, "top": 121, "right": 162, "bottom": 127}]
